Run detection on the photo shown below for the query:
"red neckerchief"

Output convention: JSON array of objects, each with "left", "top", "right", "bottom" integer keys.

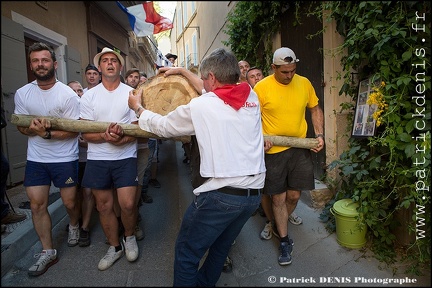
[{"left": 213, "top": 82, "right": 250, "bottom": 110}]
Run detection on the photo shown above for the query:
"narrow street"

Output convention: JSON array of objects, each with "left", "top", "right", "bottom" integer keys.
[{"left": 1, "top": 140, "right": 430, "bottom": 287}]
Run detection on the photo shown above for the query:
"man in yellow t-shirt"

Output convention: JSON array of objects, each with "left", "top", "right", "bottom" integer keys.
[{"left": 254, "top": 47, "right": 325, "bottom": 266}]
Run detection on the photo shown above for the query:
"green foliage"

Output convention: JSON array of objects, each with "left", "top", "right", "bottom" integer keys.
[
  {"left": 318, "top": 1, "right": 431, "bottom": 273},
  {"left": 223, "top": 2, "right": 287, "bottom": 72},
  {"left": 225, "top": 0, "right": 431, "bottom": 274}
]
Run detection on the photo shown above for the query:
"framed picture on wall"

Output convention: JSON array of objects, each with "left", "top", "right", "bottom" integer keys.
[{"left": 352, "top": 77, "right": 379, "bottom": 137}]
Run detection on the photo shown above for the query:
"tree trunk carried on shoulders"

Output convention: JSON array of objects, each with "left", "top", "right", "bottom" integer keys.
[
  {"left": 10, "top": 114, "right": 319, "bottom": 149},
  {"left": 10, "top": 74, "right": 318, "bottom": 149}
]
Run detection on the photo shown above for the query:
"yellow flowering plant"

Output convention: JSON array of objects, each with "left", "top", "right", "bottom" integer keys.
[{"left": 366, "top": 81, "right": 389, "bottom": 127}]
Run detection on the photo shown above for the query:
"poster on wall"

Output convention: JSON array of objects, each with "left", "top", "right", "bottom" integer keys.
[{"left": 352, "top": 77, "right": 380, "bottom": 137}]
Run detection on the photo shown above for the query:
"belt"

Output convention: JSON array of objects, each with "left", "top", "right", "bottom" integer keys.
[{"left": 218, "top": 187, "right": 261, "bottom": 196}]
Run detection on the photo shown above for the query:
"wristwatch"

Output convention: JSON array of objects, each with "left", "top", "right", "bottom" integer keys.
[
  {"left": 135, "top": 105, "right": 144, "bottom": 118},
  {"left": 43, "top": 130, "right": 52, "bottom": 139},
  {"left": 315, "top": 133, "right": 324, "bottom": 140}
]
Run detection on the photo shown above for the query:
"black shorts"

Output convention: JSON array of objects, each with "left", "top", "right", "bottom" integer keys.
[{"left": 264, "top": 148, "right": 314, "bottom": 195}]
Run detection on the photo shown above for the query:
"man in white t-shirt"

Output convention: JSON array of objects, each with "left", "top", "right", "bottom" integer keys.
[
  {"left": 14, "top": 42, "right": 81, "bottom": 277},
  {"left": 80, "top": 47, "right": 139, "bottom": 271},
  {"left": 67, "top": 80, "right": 95, "bottom": 247}
]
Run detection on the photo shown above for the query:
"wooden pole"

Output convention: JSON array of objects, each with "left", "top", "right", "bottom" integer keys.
[
  {"left": 10, "top": 114, "right": 191, "bottom": 143},
  {"left": 263, "top": 135, "right": 319, "bottom": 150},
  {"left": 10, "top": 114, "right": 319, "bottom": 149}
]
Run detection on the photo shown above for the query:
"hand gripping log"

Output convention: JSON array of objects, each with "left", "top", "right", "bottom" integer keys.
[
  {"left": 10, "top": 114, "right": 319, "bottom": 149},
  {"left": 11, "top": 114, "right": 191, "bottom": 143}
]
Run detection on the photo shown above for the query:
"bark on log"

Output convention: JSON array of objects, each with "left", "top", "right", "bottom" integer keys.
[
  {"left": 263, "top": 135, "right": 319, "bottom": 150},
  {"left": 10, "top": 114, "right": 319, "bottom": 149},
  {"left": 10, "top": 114, "right": 191, "bottom": 143}
]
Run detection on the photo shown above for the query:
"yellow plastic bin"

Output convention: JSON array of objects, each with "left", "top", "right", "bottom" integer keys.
[{"left": 331, "top": 199, "right": 367, "bottom": 249}]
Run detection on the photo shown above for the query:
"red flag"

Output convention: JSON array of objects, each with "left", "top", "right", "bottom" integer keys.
[{"left": 117, "top": 1, "right": 173, "bottom": 37}]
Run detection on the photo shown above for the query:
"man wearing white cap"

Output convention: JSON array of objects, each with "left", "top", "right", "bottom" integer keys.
[
  {"left": 79, "top": 47, "right": 139, "bottom": 271},
  {"left": 254, "top": 47, "right": 325, "bottom": 266}
]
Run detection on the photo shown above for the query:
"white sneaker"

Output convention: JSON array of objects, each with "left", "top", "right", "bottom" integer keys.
[
  {"left": 28, "top": 249, "right": 58, "bottom": 276},
  {"left": 98, "top": 245, "right": 124, "bottom": 271},
  {"left": 68, "top": 224, "right": 80, "bottom": 247},
  {"left": 260, "top": 221, "right": 273, "bottom": 240},
  {"left": 288, "top": 212, "right": 303, "bottom": 225},
  {"left": 123, "top": 235, "right": 139, "bottom": 262}
]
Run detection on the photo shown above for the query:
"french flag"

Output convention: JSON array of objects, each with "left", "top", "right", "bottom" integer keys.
[{"left": 117, "top": 1, "right": 173, "bottom": 37}]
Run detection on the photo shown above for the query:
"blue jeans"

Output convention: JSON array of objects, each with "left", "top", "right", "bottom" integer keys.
[
  {"left": 173, "top": 190, "right": 261, "bottom": 287},
  {"left": 141, "top": 139, "right": 157, "bottom": 194}
]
